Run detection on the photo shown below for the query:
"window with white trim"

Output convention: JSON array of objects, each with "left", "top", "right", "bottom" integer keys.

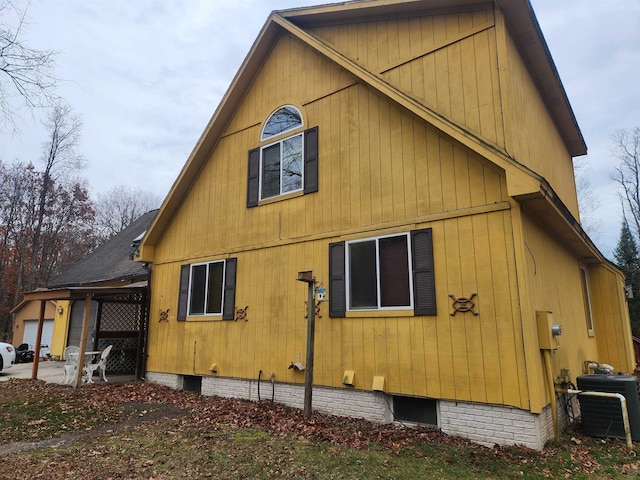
[
  {"left": 347, "top": 233, "right": 413, "bottom": 310},
  {"left": 247, "top": 106, "right": 318, "bottom": 207},
  {"left": 329, "top": 229, "right": 436, "bottom": 317},
  {"left": 177, "top": 258, "right": 237, "bottom": 320},
  {"left": 189, "top": 261, "right": 225, "bottom": 315},
  {"left": 260, "top": 106, "right": 303, "bottom": 200},
  {"left": 580, "top": 265, "right": 595, "bottom": 335}
]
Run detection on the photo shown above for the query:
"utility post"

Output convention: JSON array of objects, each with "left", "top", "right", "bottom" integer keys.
[{"left": 297, "top": 271, "right": 316, "bottom": 419}]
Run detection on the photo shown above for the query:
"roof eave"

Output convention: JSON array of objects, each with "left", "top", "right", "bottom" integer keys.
[{"left": 497, "top": 0, "right": 587, "bottom": 157}]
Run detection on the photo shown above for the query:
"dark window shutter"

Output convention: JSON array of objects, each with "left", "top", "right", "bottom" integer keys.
[
  {"left": 411, "top": 228, "right": 436, "bottom": 315},
  {"left": 247, "top": 148, "right": 260, "bottom": 208},
  {"left": 222, "top": 258, "right": 237, "bottom": 320},
  {"left": 177, "top": 264, "right": 190, "bottom": 321},
  {"left": 303, "top": 126, "right": 318, "bottom": 194},
  {"left": 329, "top": 241, "right": 346, "bottom": 317}
]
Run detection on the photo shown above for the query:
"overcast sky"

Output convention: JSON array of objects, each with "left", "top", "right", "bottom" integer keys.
[{"left": 1, "top": 0, "right": 638, "bottom": 258}]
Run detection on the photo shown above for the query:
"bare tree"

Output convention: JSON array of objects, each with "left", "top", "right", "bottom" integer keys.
[
  {"left": 26, "top": 104, "right": 85, "bottom": 290},
  {"left": 94, "top": 185, "right": 161, "bottom": 241},
  {"left": 574, "top": 157, "right": 601, "bottom": 241},
  {"left": 0, "top": 0, "right": 59, "bottom": 131},
  {"left": 612, "top": 127, "right": 640, "bottom": 240}
]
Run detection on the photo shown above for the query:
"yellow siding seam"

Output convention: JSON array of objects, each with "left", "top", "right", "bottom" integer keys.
[
  {"left": 150, "top": 202, "right": 512, "bottom": 267},
  {"left": 379, "top": 20, "right": 495, "bottom": 74}
]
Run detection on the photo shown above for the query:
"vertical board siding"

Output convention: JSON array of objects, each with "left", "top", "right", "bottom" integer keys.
[
  {"left": 501, "top": 26, "right": 580, "bottom": 218},
  {"left": 519, "top": 214, "right": 606, "bottom": 408},
  {"left": 146, "top": 25, "right": 533, "bottom": 409},
  {"left": 310, "top": 9, "right": 503, "bottom": 150}
]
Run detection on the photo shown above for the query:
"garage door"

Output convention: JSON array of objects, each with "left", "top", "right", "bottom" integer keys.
[{"left": 23, "top": 319, "right": 54, "bottom": 354}]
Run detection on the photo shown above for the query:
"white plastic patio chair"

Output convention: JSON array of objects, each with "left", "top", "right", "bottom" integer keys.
[
  {"left": 83, "top": 345, "right": 113, "bottom": 383},
  {"left": 60, "top": 346, "right": 80, "bottom": 384}
]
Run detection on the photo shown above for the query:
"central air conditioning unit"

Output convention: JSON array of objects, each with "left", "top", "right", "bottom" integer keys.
[{"left": 576, "top": 374, "right": 640, "bottom": 441}]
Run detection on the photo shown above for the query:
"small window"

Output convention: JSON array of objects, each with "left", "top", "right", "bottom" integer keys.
[
  {"left": 347, "top": 234, "right": 412, "bottom": 310},
  {"left": 261, "top": 133, "right": 303, "bottom": 199},
  {"left": 580, "top": 266, "right": 595, "bottom": 335},
  {"left": 393, "top": 396, "right": 438, "bottom": 426},
  {"left": 177, "top": 258, "right": 237, "bottom": 320},
  {"left": 189, "top": 261, "right": 225, "bottom": 315}
]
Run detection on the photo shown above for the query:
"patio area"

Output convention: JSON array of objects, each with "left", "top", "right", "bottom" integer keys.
[{"left": 0, "top": 361, "right": 136, "bottom": 384}]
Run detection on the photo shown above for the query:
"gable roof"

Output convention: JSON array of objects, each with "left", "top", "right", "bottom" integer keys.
[
  {"left": 49, "top": 209, "right": 157, "bottom": 288},
  {"left": 139, "top": 0, "right": 591, "bottom": 263}
]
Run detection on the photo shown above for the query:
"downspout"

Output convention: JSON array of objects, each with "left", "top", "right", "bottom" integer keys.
[{"left": 557, "top": 388, "right": 633, "bottom": 450}]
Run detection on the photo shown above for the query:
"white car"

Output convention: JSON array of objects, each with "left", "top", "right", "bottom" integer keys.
[{"left": 0, "top": 342, "right": 15, "bottom": 371}]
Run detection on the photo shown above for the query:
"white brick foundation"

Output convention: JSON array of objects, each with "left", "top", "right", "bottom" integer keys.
[
  {"left": 145, "top": 371, "right": 565, "bottom": 450},
  {"left": 439, "top": 400, "right": 564, "bottom": 450}
]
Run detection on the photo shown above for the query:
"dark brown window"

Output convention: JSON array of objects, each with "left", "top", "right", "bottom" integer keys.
[{"left": 329, "top": 228, "right": 435, "bottom": 317}]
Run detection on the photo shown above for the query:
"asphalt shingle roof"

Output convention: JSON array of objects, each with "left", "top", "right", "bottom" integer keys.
[{"left": 48, "top": 210, "right": 157, "bottom": 288}]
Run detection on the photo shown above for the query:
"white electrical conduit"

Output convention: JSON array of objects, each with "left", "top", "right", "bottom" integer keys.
[{"left": 558, "top": 388, "right": 633, "bottom": 450}]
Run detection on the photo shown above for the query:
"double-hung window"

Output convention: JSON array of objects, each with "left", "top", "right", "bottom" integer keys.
[
  {"left": 247, "top": 105, "right": 318, "bottom": 207},
  {"left": 347, "top": 234, "right": 413, "bottom": 310},
  {"left": 329, "top": 228, "right": 436, "bottom": 317},
  {"left": 189, "top": 261, "right": 225, "bottom": 315},
  {"left": 177, "top": 258, "right": 237, "bottom": 320}
]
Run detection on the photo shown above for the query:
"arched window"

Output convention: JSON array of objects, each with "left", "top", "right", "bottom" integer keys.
[
  {"left": 247, "top": 106, "right": 318, "bottom": 206},
  {"left": 260, "top": 105, "right": 303, "bottom": 141}
]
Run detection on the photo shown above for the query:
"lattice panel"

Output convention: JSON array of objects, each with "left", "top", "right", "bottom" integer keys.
[
  {"left": 98, "top": 337, "right": 137, "bottom": 374},
  {"left": 101, "top": 300, "right": 142, "bottom": 331}
]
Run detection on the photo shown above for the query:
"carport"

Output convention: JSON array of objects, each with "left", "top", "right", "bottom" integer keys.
[{"left": 21, "top": 282, "right": 149, "bottom": 388}]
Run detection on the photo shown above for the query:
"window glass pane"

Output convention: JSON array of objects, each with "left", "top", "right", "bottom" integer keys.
[
  {"left": 206, "top": 262, "right": 224, "bottom": 314},
  {"left": 189, "top": 265, "right": 207, "bottom": 314},
  {"left": 581, "top": 267, "right": 594, "bottom": 333},
  {"left": 261, "top": 106, "right": 302, "bottom": 140},
  {"left": 379, "top": 235, "right": 410, "bottom": 307},
  {"left": 281, "top": 135, "right": 302, "bottom": 193},
  {"left": 261, "top": 143, "right": 281, "bottom": 198},
  {"left": 349, "top": 241, "right": 378, "bottom": 309}
]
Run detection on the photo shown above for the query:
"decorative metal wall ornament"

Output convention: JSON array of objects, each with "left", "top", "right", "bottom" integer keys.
[
  {"left": 304, "top": 301, "right": 322, "bottom": 319},
  {"left": 159, "top": 309, "right": 170, "bottom": 322},
  {"left": 449, "top": 293, "right": 478, "bottom": 316},
  {"left": 235, "top": 305, "right": 249, "bottom": 322}
]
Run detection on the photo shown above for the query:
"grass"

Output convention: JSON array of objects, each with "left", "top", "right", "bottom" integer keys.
[{"left": 1, "top": 379, "right": 639, "bottom": 479}]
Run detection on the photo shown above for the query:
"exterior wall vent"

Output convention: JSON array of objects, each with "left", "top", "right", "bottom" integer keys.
[{"left": 576, "top": 374, "right": 640, "bottom": 441}]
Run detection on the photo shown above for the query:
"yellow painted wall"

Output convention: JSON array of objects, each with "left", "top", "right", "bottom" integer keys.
[
  {"left": 10, "top": 300, "right": 56, "bottom": 345},
  {"left": 144, "top": 9, "right": 627, "bottom": 417},
  {"left": 309, "top": 7, "right": 505, "bottom": 158},
  {"left": 50, "top": 300, "right": 71, "bottom": 358},
  {"left": 519, "top": 213, "right": 600, "bottom": 409},
  {"left": 145, "top": 27, "right": 538, "bottom": 410},
  {"left": 497, "top": 12, "right": 580, "bottom": 219},
  {"left": 588, "top": 264, "right": 635, "bottom": 372}
]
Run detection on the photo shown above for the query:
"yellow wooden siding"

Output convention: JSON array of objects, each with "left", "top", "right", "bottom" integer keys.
[
  {"left": 589, "top": 265, "right": 635, "bottom": 373},
  {"left": 147, "top": 207, "right": 530, "bottom": 408},
  {"left": 308, "top": 8, "right": 505, "bottom": 152},
  {"left": 520, "top": 213, "right": 602, "bottom": 409},
  {"left": 498, "top": 14, "right": 580, "bottom": 218},
  {"left": 144, "top": 29, "right": 539, "bottom": 410}
]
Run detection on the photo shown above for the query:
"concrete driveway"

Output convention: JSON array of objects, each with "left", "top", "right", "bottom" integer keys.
[{"left": 0, "top": 361, "right": 136, "bottom": 384}]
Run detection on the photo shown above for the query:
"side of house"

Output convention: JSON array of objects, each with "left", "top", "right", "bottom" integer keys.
[{"left": 138, "top": 0, "right": 633, "bottom": 449}]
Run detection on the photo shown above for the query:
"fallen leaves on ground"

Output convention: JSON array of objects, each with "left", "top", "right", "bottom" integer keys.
[{"left": 0, "top": 379, "right": 638, "bottom": 479}]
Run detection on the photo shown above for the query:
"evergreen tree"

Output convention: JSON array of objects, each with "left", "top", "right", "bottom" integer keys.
[{"left": 613, "top": 219, "right": 640, "bottom": 337}]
